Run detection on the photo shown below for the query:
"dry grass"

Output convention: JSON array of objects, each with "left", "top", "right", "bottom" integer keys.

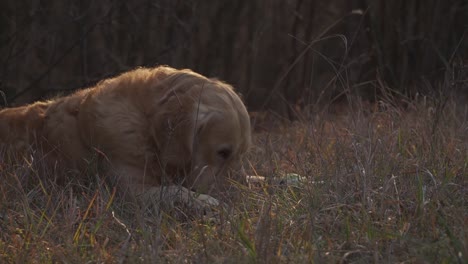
[{"left": 0, "top": 96, "right": 466, "bottom": 263}]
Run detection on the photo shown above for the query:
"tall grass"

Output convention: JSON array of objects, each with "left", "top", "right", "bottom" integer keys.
[{"left": 1, "top": 91, "right": 466, "bottom": 263}]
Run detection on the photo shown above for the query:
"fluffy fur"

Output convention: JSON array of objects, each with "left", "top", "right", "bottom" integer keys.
[{"left": 0, "top": 66, "right": 251, "bottom": 208}]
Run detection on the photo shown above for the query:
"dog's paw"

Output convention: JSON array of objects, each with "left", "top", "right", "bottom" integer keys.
[
  {"left": 189, "top": 193, "right": 224, "bottom": 223},
  {"left": 139, "top": 185, "right": 224, "bottom": 221},
  {"left": 191, "top": 193, "right": 220, "bottom": 208}
]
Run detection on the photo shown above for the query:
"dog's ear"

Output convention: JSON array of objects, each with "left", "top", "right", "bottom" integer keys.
[
  {"left": 193, "top": 103, "right": 217, "bottom": 134},
  {"left": 195, "top": 103, "right": 225, "bottom": 134},
  {"left": 186, "top": 103, "right": 225, "bottom": 155}
]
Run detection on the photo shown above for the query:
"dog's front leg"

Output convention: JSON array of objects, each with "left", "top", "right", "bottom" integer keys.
[{"left": 106, "top": 162, "right": 221, "bottom": 218}]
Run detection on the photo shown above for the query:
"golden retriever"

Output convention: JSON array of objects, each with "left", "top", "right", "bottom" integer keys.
[{"left": 0, "top": 66, "right": 251, "bottom": 211}]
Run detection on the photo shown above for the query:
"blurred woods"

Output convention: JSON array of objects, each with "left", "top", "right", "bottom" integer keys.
[{"left": 1, "top": 0, "right": 467, "bottom": 116}]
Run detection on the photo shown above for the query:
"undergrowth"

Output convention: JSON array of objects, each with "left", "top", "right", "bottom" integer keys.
[{"left": 0, "top": 96, "right": 466, "bottom": 263}]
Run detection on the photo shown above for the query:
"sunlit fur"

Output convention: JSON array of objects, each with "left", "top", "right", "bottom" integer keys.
[{"left": 0, "top": 66, "right": 251, "bottom": 199}]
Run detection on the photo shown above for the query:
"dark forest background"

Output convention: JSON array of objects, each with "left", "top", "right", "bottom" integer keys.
[{"left": 1, "top": 0, "right": 467, "bottom": 116}]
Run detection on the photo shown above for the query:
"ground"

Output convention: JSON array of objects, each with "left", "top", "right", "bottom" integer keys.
[{"left": 0, "top": 97, "right": 466, "bottom": 263}]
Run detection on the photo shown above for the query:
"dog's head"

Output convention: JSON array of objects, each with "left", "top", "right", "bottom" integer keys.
[{"left": 152, "top": 67, "right": 251, "bottom": 194}]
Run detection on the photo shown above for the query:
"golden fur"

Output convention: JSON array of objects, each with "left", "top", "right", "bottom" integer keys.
[{"left": 0, "top": 66, "right": 251, "bottom": 207}]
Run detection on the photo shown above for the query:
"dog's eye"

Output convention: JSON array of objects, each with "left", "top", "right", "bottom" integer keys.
[{"left": 217, "top": 147, "right": 232, "bottom": 160}]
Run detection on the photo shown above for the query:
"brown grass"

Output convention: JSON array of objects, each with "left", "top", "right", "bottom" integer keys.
[{"left": 0, "top": 95, "right": 466, "bottom": 263}]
